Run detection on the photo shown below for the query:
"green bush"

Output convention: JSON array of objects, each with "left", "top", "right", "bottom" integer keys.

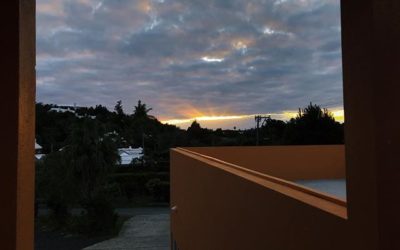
[
  {"left": 74, "top": 196, "right": 118, "bottom": 235},
  {"left": 46, "top": 197, "right": 70, "bottom": 228},
  {"left": 111, "top": 172, "right": 170, "bottom": 200},
  {"left": 146, "top": 178, "right": 170, "bottom": 202}
]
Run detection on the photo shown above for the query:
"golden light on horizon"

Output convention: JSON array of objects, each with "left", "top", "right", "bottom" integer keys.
[
  {"left": 160, "top": 108, "right": 345, "bottom": 127},
  {"left": 162, "top": 114, "right": 252, "bottom": 125},
  {"left": 332, "top": 110, "right": 345, "bottom": 123}
]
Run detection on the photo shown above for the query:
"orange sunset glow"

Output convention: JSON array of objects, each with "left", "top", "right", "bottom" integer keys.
[
  {"left": 160, "top": 108, "right": 345, "bottom": 129},
  {"left": 36, "top": 0, "right": 344, "bottom": 131}
]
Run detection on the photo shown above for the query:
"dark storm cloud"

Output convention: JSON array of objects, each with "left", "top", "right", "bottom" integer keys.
[{"left": 36, "top": 0, "right": 343, "bottom": 121}]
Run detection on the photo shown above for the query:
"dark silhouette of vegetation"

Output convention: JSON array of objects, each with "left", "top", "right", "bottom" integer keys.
[
  {"left": 37, "top": 119, "right": 120, "bottom": 234},
  {"left": 257, "top": 116, "right": 287, "bottom": 145},
  {"left": 133, "top": 100, "right": 152, "bottom": 120},
  {"left": 283, "top": 103, "right": 344, "bottom": 145},
  {"left": 35, "top": 101, "right": 344, "bottom": 235},
  {"left": 36, "top": 151, "right": 75, "bottom": 226},
  {"left": 114, "top": 100, "right": 124, "bottom": 116}
]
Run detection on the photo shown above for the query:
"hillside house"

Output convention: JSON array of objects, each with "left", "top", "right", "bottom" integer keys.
[{"left": 118, "top": 147, "right": 143, "bottom": 166}]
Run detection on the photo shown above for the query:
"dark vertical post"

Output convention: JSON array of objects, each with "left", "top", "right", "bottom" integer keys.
[
  {"left": 255, "top": 116, "right": 260, "bottom": 146},
  {"left": 342, "top": 0, "right": 400, "bottom": 249},
  {"left": 0, "top": 0, "right": 36, "bottom": 249}
]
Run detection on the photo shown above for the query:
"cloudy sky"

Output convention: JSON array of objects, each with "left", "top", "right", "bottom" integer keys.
[{"left": 36, "top": 0, "right": 344, "bottom": 129}]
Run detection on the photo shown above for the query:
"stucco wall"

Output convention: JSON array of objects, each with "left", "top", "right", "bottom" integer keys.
[
  {"left": 170, "top": 148, "right": 349, "bottom": 250},
  {"left": 187, "top": 145, "right": 345, "bottom": 181}
]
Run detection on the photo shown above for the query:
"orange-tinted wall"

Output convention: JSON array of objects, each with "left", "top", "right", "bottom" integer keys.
[
  {"left": 171, "top": 148, "right": 349, "bottom": 250},
  {"left": 188, "top": 145, "right": 345, "bottom": 181},
  {"left": 0, "top": 1, "right": 36, "bottom": 249}
]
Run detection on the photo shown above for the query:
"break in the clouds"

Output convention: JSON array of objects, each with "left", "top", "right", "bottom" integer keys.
[{"left": 36, "top": 0, "right": 343, "bottom": 127}]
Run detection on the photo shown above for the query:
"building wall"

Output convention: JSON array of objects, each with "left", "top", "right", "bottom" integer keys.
[
  {"left": 171, "top": 148, "right": 349, "bottom": 250},
  {"left": 187, "top": 145, "right": 345, "bottom": 181},
  {"left": 0, "top": 1, "right": 36, "bottom": 249}
]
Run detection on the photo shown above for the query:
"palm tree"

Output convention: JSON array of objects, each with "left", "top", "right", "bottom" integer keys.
[{"left": 133, "top": 100, "right": 152, "bottom": 119}]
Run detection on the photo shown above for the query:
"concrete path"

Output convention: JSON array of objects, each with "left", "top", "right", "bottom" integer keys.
[
  {"left": 83, "top": 208, "right": 170, "bottom": 250},
  {"left": 38, "top": 207, "right": 170, "bottom": 217}
]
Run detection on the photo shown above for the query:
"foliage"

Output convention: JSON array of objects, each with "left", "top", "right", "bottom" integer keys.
[
  {"left": 133, "top": 100, "right": 152, "bottom": 120},
  {"left": 146, "top": 178, "right": 170, "bottom": 202},
  {"left": 74, "top": 196, "right": 118, "bottom": 235},
  {"left": 114, "top": 100, "right": 124, "bottom": 116},
  {"left": 36, "top": 152, "right": 77, "bottom": 227},
  {"left": 111, "top": 172, "right": 169, "bottom": 200},
  {"left": 37, "top": 119, "right": 120, "bottom": 233},
  {"left": 35, "top": 101, "right": 344, "bottom": 233},
  {"left": 64, "top": 119, "right": 120, "bottom": 201},
  {"left": 36, "top": 103, "right": 78, "bottom": 153},
  {"left": 283, "top": 103, "right": 344, "bottom": 145},
  {"left": 256, "top": 116, "right": 287, "bottom": 145}
]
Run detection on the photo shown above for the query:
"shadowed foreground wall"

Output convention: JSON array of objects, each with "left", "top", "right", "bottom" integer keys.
[
  {"left": 170, "top": 0, "right": 400, "bottom": 248},
  {"left": 171, "top": 147, "right": 348, "bottom": 250},
  {"left": 0, "top": 1, "right": 36, "bottom": 250}
]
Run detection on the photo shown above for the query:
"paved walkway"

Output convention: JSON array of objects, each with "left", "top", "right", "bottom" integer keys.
[
  {"left": 38, "top": 207, "right": 170, "bottom": 218},
  {"left": 84, "top": 208, "right": 170, "bottom": 250}
]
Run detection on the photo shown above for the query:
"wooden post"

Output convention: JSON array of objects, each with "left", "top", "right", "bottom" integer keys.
[
  {"left": 0, "top": 0, "right": 36, "bottom": 249},
  {"left": 342, "top": 0, "right": 400, "bottom": 249}
]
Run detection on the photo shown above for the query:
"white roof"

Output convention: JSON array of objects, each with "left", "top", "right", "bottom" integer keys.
[
  {"left": 118, "top": 147, "right": 143, "bottom": 165},
  {"left": 50, "top": 107, "right": 76, "bottom": 113},
  {"left": 118, "top": 147, "right": 143, "bottom": 154},
  {"left": 35, "top": 154, "right": 45, "bottom": 160},
  {"left": 35, "top": 140, "right": 42, "bottom": 150}
]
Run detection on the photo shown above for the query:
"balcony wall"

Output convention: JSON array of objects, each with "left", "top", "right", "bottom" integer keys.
[
  {"left": 187, "top": 145, "right": 345, "bottom": 181},
  {"left": 170, "top": 146, "right": 349, "bottom": 250}
]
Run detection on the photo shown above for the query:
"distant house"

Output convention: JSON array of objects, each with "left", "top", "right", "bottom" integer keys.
[
  {"left": 118, "top": 147, "right": 144, "bottom": 166},
  {"left": 49, "top": 106, "right": 95, "bottom": 119},
  {"left": 35, "top": 140, "right": 45, "bottom": 160},
  {"left": 53, "top": 143, "right": 143, "bottom": 166},
  {"left": 49, "top": 107, "right": 75, "bottom": 113}
]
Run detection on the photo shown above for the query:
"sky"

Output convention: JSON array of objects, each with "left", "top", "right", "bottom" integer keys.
[{"left": 36, "top": 0, "right": 344, "bottom": 129}]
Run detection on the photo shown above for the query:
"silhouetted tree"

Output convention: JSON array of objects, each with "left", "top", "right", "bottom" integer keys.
[
  {"left": 36, "top": 151, "right": 76, "bottom": 226},
  {"left": 283, "top": 103, "right": 344, "bottom": 145},
  {"left": 187, "top": 120, "right": 203, "bottom": 139},
  {"left": 186, "top": 120, "right": 215, "bottom": 146},
  {"left": 38, "top": 119, "right": 120, "bottom": 232},
  {"left": 65, "top": 119, "right": 120, "bottom": 201},
  {"left": 260, "top": 117, "right": 286, "bottom": 145},
  {"left": 114, "top": 100, "right": 124, "bottom": 116},
  {"left": 133, "top": 100, "right": 152, "bottom": 119}
]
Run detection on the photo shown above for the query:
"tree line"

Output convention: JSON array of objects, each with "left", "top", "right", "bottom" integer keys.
[
  {"left": 36, "top": 101, "right": 344, "bottom": 155},
  {"left": 35, "top": 101, "right": 343, "bottom": 235}
]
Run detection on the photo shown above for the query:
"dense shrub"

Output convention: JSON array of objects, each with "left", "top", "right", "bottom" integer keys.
[
  {"left": 46, "top": 196, "right": 70, "bottom": 228},
  {"left": 112, "top": 172, "right": 170, "bottom": 199},
  {"left": 283, "top": 103, "right": 344, "bottom": 145},
  {"left": 146, "top": 178, "right": 170, "bottom": 202},
  {"left": 74, "top": 196, "right": 119, "bottom": 235},
  {"left": 36, "top": 120, "right": 120, "bottom": 235}
]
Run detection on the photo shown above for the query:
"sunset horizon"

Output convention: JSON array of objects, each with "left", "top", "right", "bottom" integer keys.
[
  {"left": 39, "top": 101, "right": 344, "bottom": 130},
  {"left": 160, "top": 107, "right": 344, "bottom": 129},
  {"left": 37, "top": 0, "right": 344, "bottom": 127}
]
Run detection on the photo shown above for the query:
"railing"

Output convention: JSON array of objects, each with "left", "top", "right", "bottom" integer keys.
[{"left": 170, "top": 146, "right": 349, "bottom": 250}]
